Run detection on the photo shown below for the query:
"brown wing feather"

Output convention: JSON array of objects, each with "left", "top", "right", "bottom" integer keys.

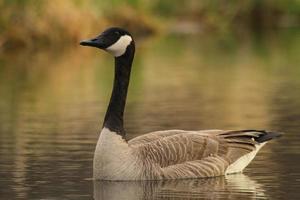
[
  {"left": 128, "top": 129, "right": 225, "bottom": 146},
  {"left": 130, "top": 130, "right": 268, "bottom": 178},
  {"left": 128, "top": 130, "right": 188, "bottom": 146},
  {"left": 133, "top": 132, "right": 223, "bottom": 167},
  {"left": 162, "top": 156, "right": 230, "bottom": 178}
]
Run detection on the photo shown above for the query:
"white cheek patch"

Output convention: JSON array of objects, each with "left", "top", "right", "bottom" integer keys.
[{"left": 106, "top": 35, "right": 132, "bottom": 57}]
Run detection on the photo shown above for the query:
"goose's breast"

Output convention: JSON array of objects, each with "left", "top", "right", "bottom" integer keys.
[
  {"left": 93, "top": 129, "right": 144, "bottom": 180},
  {"left": 93, "top": 146, "right": 143, "bottom": 180}
]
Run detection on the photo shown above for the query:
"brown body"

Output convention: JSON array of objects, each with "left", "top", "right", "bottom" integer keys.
[{"left": 93, "top": 128, "right": 279, "bottom": 180}]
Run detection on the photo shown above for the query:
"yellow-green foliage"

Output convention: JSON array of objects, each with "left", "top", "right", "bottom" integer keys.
[
  {"left": 0, "top": 0, "right": 157, "bottom": 49},
  {"left": 0, "top": 0, "right": 299, "bottom": 49},
  {"left": 0, "top": 0, "right": 100, "bottom": 48}
]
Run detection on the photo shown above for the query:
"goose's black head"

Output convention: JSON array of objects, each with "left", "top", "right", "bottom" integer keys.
[{"left": 80, "top": 27, "right": 133, "bottom": 57}]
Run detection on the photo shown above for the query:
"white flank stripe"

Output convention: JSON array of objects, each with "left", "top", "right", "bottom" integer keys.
[{"left": 225, "top": 143, "right": 266, "bottom": 174}]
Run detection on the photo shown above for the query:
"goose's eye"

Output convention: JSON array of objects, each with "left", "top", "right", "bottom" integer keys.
[{"left": 115, "top": 31, "right": 121, "bottom": 35}]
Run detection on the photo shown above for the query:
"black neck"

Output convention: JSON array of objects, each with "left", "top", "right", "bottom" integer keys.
[{"left": 103, "top": 42, "right": 135, "bottom": 136}]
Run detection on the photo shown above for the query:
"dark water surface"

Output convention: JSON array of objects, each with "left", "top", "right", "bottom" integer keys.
[{"left": 0, "top": 30, "right": 300, "bottom": 199}]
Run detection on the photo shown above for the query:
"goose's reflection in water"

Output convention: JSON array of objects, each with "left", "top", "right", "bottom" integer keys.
[{"left": 94, "top": 174, "right": 266, "bottom": 200}]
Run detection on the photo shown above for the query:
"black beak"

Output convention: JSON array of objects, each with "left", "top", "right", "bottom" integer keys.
[{"left": 80, "top": 36, "right": 106, "bottom": 49}]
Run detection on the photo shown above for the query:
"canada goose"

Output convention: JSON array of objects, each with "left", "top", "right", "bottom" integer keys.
[{"left": 80, "top": 27, "right": 282, "bottom": 180}]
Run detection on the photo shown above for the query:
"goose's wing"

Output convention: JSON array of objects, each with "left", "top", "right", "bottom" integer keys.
[
  {"left": 131, "top": 130, "right": 281, "bottom": 179},
  {"left": 128, "top": 129, "right": 222, "bottom": 146}
]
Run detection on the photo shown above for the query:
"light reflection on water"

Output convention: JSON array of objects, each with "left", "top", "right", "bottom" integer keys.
[
  {"left": 0, "top": 29, "right": 300, "bottom": 199},
  {"left": 94, "top": 174, "right": 266, "bottom": 200}
]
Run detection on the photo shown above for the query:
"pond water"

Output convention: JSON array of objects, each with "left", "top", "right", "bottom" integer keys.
[{"left": 0, "top": 29, "right": 300, "bottom": 199}]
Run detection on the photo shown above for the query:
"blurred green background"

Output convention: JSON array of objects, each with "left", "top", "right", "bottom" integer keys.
[{"left": 0, "top": 0, "right": 299, "bottom": 49}]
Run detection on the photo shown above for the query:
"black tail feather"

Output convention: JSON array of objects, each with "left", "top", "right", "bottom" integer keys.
[
  {"left": 255, "top": 131, "right": 283, "bottom": 143},
  {"left": 220, "top": 130, "right": 283, "bottom": 143}
]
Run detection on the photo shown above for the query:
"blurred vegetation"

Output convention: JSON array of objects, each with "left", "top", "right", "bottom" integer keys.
[{"left": 0, "top": 0, "right": 299, "bottom": 50}]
